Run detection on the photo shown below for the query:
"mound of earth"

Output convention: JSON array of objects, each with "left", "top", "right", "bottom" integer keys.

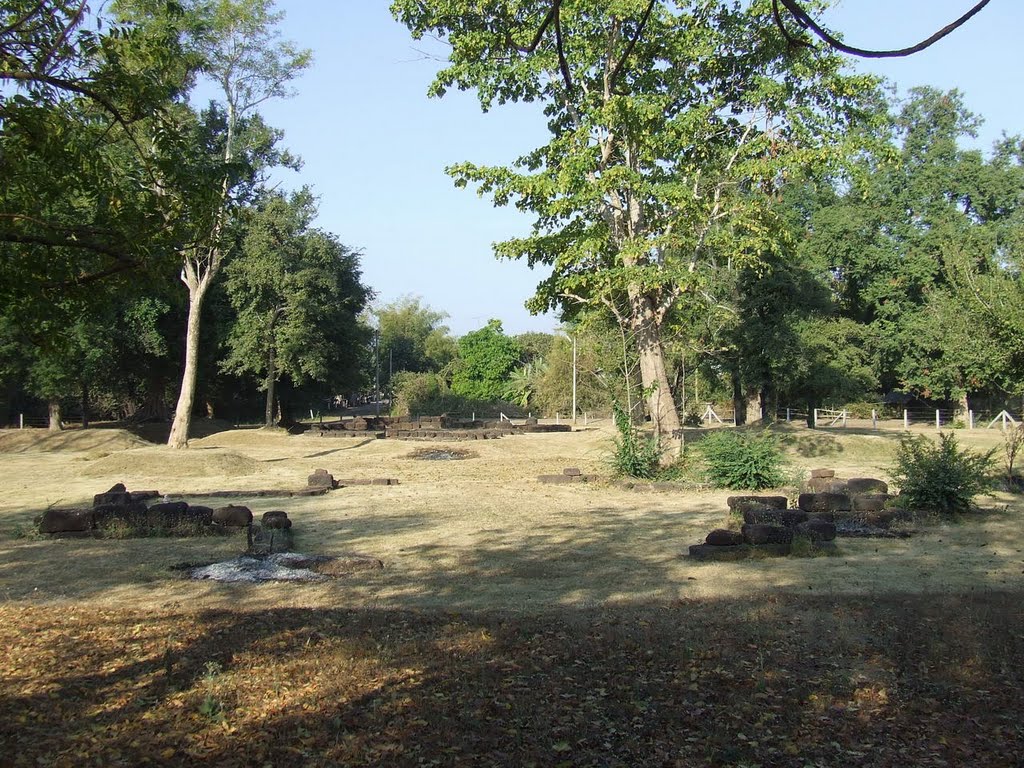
[
  {"left": 126, "top": 418, "right": 237, "bottom": 444},
  {"left": 0, "top": 428, "right": 149, "bottom": 454},
  {"left": 82, "top": 447, "right": 261, "bottom": 478}
]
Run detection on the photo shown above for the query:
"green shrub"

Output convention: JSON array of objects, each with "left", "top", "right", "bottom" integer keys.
[
  {"left": 698, "top": 429, "right": 785, "bottom": 490},
  {"left": 891, "top": 433, "right": 995, "bottom": 514},
  {"left": 609, "top": 404, "right": 661, "bottom": 479}
]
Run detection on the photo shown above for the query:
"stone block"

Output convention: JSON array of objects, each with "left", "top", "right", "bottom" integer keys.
[
  {"left": 810, "top": 468, "right": 835, "bottom": 479},
  {"left": 726, "top": 495, "right": 788, "bottom": 513},
  {"left": 847, "top": 478, "right": 889, "bottom": 495},
  {"left": 706, "top": 529, "right": 745, "bottom": 546},
  {"left": 687, "top": 543, "right": 751, "bottom": 562},
  {"left": 563, "top": 467, "right": 582, "bottom": 477},
  {"left": 851, "top": 493, "right": 891, "bottom": 512},
  {"left": 743, "top": 508, "right": 808, "bottom": 527},
  {"left": 145, "top": 501, "right": 190, "bottom": 527},
  {"left": 262, "top": 510, "right": 292, "bottom": 530},
  {"left": 213, "top": 504, "right": 253, "bottom": 527},
  {"left": 806, "top": 477, "right": 848, "bottom": 493},
  {"left": 741, "top": 523, "right": 794, "bottom": 546},
  {"left": 795, "top": 519, "right": 837, "bottom": 542},
  {"left": 184, "top": 505, "right": 214, "bottom": 525},
  {"left": 538, "top": 474, "right": 575, "bottom": 484},
  {"left": 93, "top": 491, "right": 134, "bottom": 507},
  {"left": 798, "top": 492, "right": 852, "bottom": 514},
  {"left": 307, "top": 469, "right": 335, "bottom": 488},
  {"left": 39, "top": 508, "right": 94, "bottom": 534}
]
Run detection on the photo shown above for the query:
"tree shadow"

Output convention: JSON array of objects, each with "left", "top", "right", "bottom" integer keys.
[{"left": 0, "top": 591, "right": 1021, "bottom": 766}]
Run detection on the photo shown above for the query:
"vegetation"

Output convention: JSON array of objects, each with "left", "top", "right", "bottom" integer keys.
[
  {"left": 698, "top": 429, "right": 787, "bottom": 490},
  {"left": 609, "top": 403, "right": 662, "bottom": 479},
  {"left": 891, "top": 433, "right": 995, "bottom": 514}
]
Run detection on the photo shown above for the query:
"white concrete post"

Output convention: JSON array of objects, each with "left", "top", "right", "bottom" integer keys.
[
  {"left": 872, "top": 409, "right": 877, "bottom": 430},
  {"left": 936, "top": 410, "right": 941, "bottom": 430},
  {"left": 812, "top": 408, "right": 818, "bottom": 428},
  {"left": 969, "top": 410, "right": 974, "bottom": 429},
  {"left": 904, "top": 410, "right": 909, "bottom": 430}
]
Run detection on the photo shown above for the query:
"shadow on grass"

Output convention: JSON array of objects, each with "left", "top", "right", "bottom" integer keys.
[{"left": 0, "top": 591, "right": 1021, "bottom": 766}]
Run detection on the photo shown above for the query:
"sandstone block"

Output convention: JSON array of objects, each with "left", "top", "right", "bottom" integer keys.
[
  {"left": 39, "top": 508, "right": 94, "bottom": 534},
  {"left": 743, "top": 508, "right": 808, "bottom": 527},
  {"left": 213, "top": 504, "right": 253, "bottom": 527},
  {"left": 847, "top": 478, "right": 889, "bottom": 495},
  {"left": 741, "top": 523, "right": 794, "bottom": 546},
  {"left": 726, "top": 495, "right": 788, "bottom": 513},
  {"left": 706, "top": 529, "right": 745, "bottom": 546},
  {"left": 798, "top": 492, "right": 852, "bottom": 514}
]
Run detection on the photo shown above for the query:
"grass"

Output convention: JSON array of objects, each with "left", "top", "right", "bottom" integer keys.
[
  {"left": 0, "top": 595, "right": 1021, "bottom": 766},
  {"left": 0, "top": 421, "right": 1021, "bottom": 764}
]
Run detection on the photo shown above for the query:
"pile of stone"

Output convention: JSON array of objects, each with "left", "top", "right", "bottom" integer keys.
[
  {"left": 37, "top": 483, "right": 293, "bottom": 543},
  {"left": 307, "top": 469, "right": 399, "bottom": 489},
  {"left": 687, "top": 469, "right": 902, "bottom": 561},
  {"left": 313, "top": 414, "right": 572, "bottom": 440},
  {"left": 538, "top": 467, "right": 597, "bottom": 484},
  {"left": 688, "top": 494, "right": 836, "bottom": 561}
]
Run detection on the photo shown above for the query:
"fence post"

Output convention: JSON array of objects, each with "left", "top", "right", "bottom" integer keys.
[
  {"left": 812, "top": 408, "right": 818, "bottom": 429},
  {"left": 969, "top": 410, "right": 974, "bottom": 430},
  {"left": 556, "top": 412, "right": 560, "bottom": 424},
  {"left": 584, "top": 411, "right": 588, "bottom": 426},
  {"left": 786, "top": 408, "right": 791, "bottom": 423},
  {"left": 19, "top": 413, "right": 24, "bottom": 429},
  {"left": 936, "top": 409, "right": 941, "bottom": 430},
  {"left": 904, "top": 410, "right": 909, "bottom": 430},
  {"left": 872, "top": 409, "right": 877, "bottom": 430}
]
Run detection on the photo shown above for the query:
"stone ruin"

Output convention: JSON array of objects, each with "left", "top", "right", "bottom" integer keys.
[
  {"left": 310, "top": 414, "right": 572, "bottom": 441},
  {"left": 537, "top": 467, "right": 598, "bottom": 484},
  {"left": 38, "top": 482, "right": 293, "bottom": 552},
  {"left": 688, "top": 469, "right": 905, "bottom": 561}
]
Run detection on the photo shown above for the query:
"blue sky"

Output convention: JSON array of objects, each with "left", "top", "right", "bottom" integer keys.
[{"left": 256, "top": 1, "right": 1023, "bottom": 337}]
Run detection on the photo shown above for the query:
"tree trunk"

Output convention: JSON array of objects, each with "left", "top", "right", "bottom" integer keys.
[
  {"left": 629, "top": 291, "right": 680, "bottom": 443},
  {"left": 80, "top": 381, "right": 90, "bottom": 428},
  {"left": 264, "top": 345, "right": 277, "bottom": 427},
  {"left": 168, "top": 277, "right": 209, "bottom": 449},
  {"left": 746, "top": 390, "right": 762, "bottom": 424},
  {"left": 731, "top": 364, "right": 746, "bottom": 426},
  {"left": 48, "top": 399, "right": 62, "bottom": 431},
  {"left": 957, "top": 392, "right": 970, "bottom": 417}
]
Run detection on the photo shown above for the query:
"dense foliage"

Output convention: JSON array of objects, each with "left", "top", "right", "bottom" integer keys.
[
  {"left": 698, "top": 430, "right": 786, "bottom": 490},
  {"left": 891, "top": 433, "right": 995, "bottom": 514}
]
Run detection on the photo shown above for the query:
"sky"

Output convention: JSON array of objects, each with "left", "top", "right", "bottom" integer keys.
[{"left": 254, "top": 1, "right": 1024, "bottom": 337}]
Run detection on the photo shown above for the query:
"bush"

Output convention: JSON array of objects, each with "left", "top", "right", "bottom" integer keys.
[
  {"left": 891, "top": 433, "right": 995, "bottom": 514},
  {"left": 698, "top": 429, "right": 786, "bottom": 490},
  {"left": 609, "top": 404, "right": 661, "bottom": 479}
]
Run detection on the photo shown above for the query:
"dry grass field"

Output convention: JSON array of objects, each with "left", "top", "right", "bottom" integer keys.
[{"left": 1, "top": 421, "right": 1022, "bottom": 765}]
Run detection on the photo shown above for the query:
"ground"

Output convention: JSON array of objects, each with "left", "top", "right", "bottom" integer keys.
[{"left": 0, "top": 420, "right": 1021, "bottom": 765}]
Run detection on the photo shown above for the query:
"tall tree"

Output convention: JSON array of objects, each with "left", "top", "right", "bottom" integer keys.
[
  {"left": 128, "top": 0, "right": 312, "bottom": 447},
  {"left": 373, "top": 296, "right": 456, "bottom": 389},
  {"left": 222, "top": 190, "right": 371, "bottom": 426},
  {"left": 393, "top": 0, "right": 878, "bottom": 447}
]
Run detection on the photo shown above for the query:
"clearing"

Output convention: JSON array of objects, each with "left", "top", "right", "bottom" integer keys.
[{"left": 0, "top": 421, "right": 1021, "bottom": 766}]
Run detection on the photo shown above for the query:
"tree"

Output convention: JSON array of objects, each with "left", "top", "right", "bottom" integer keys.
[
  {"left": 393, "top": 0, "right": 879, "bottom": 448},
  {"left": 451, "top": 320, "right": 521, "bottom": 402},
  {"left": 137, "top": 0, "right": 311, "bottom": 447},
  {"left": 806, "top": 88, "right": 1024, "bottom": 409},
  {"left": 373, "top": 296, "right": 456, "bottom": 390},
  {"left": 222, "top": 190, "right": 370, "bottom": 426}
]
